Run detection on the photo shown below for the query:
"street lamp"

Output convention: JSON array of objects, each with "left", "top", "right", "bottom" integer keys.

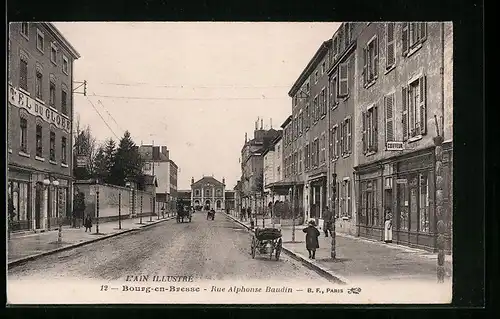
[
  {"left": 289, "top": 186, "right": 297, "bottom": 243},
  {"left": 94, "top": 179, "right": 101, "bottom": 234}
]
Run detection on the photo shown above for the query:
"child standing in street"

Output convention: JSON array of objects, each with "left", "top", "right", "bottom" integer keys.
[{"left": 303, "top": 220, "right": 320, "bottom": 259}]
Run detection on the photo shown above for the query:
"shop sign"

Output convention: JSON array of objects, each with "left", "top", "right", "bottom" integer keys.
[
  {"left": 386, "top": 141, "right": 404, "bottom": 151},
  {"left": 8, "top": 84, "right": 71, "bottom": 133},
  {"left": 76, "top": 155, "right": 88, "bottom": 168},
  {"left": 396, "top": 178, "right": 407, "bottom": 184}
]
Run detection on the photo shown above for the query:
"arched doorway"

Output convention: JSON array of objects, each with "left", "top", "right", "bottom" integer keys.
[
  {"left": 205, "top": 199, "right": 211, "bottom": 210},
  {"left": 216, "top": 200, "right": 221, "bottom": 210}
]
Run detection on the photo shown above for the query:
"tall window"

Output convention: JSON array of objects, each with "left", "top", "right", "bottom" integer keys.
[
  {"left": 305, "top": 104, "right": 310, "bottom": 129},
  {"left": 313, "top": 96, "right": 318, "bottom": 122},
  {"left": 62, "top": 56, "right": 69, "bottom": 75},
  {"left": 50, "top": 131, "right": 56, "bottom": 161},
  {"left": 402, "top": 23, "right": 427, "bottom": 56},
  {"left": 332, "top": 36, "right": 339, "bottom": 62},
  {"left": 61, "top": 89, "right": 68, "bottom": 115},
  {"left": 315, "top": 139, "right": 320, "bottom": 167},
  {"left": 321, "top": 61, "right": 326, "bottom": 74},
  {"left": 384, "top": 93, "right": 395, "bottom": 143},
  {"left": 386, "top": 23, "right": 396, "bottom": 69},
  {"left": 315, "top": 70, "right": 319, "bottom": 83},
  {"left": 305, "top": 144, "right": 309, "bottom": 169},
  {"left": 35, "top": 71, "right": 43, "bottom": 100},
  {"left": 320, "top": 133, "right": 326, "bottom": 163},
  {"left": 36, "top": 29, "right": 44, "bottom": 52},
  {"left": 298, "top": 150, "right": 302, "bottom": 173},
  {"left": 36, "top": 125, "right": 43, "bottom": 157},
  {"left": 362, "top": 106, "right": 378, "bottom": 154},
  {"left": 21, "top": 22, "right": 29, "bottom": 38},
  {"left": 338, "top": 61, "right": 349, "bottom": 97},
  {"left": 61, "top": 136, "right": 67, "bottom": 164},
  {"left": 299, "top": 111, "right": 303, "bottom": 135},
  {"left": 341, "top": 179, "right": 352, "bottom": 218},
  {"left": 330, "top": 125, "right": 338, "bottom": 160},
  {"left": 49, "top": 81, "right": 56, "bottom": 106},
  {"left": 20, "top": 118, "right": 28, "bottom": 153},
  {"left": 321, "top": 88, "right": 327, "bottom": 116},
  {"left": 403, "top": 75, "right": 427, "bottom": 140},
  {"left": 19, "top": 56, "right": 28, "bottom": 91},
  {"left": 398, "top": 173, "right": 430, "bottom": 232},
  {"left": 329, "top": 76, "right": 337, "bottom": 108},
  {"left": 50, "top": 44, "right": 57, "bottom": 64},
  {"left": 363, "top": 36, "right": 379, "bottom": 86}
]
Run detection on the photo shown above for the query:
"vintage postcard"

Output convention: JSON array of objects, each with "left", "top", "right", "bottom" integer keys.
[{"left": 7, "top": 21, "right": 453, "bottom": 304}]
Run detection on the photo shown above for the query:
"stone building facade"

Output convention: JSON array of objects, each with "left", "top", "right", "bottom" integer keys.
[{"left": 7, "top": 22, "right": 80, "bottom": 232}]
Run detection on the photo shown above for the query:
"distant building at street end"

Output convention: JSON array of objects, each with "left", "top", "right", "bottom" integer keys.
[
  {"left": 190, "top": 176, "right": 227, "bottom": 211},
  {"left": 139, "top": 144, "right": 178, "bottom": 212},
  {"left": 8, "top": 22, "right": 80, "bottom": 232}
]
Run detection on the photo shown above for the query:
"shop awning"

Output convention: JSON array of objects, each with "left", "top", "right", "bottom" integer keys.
[{"left": 266, "top": 180, "right": 304, "bottom": 195}]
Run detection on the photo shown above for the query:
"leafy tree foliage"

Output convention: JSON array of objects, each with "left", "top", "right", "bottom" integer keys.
[{"left": 113, "top": 131, "right": 144, "bottom": 187}]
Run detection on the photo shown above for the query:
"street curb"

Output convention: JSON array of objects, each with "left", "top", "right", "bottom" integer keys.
[
  {"left": 8, "top": 217, "right": 175, "bottom": 268},
  {"left": 224, "top": 213, "right": 348, "bottom": 285}
]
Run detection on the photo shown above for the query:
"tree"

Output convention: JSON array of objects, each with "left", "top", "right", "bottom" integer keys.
[
  {"left": 103, "top": 138, "right": 117, "bottom": 184},
  {"left": 93, "top": 146, "right": 107, "bottom": 182},
  {"left": 73, "top": 190, "right": 86, "bottom": 222},
  {"left": 113, "top": 131, "right": 143, "bottom": 187}
]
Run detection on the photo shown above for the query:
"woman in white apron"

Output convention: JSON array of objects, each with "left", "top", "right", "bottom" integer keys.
[{"left": 384, "top": 209, "right": 393, "bottom": 243}]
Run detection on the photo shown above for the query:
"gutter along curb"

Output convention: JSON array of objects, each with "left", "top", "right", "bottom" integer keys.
[
  {"left": 224, "top": 213, "right": 348, "bottom": 285},
  {"left": 8, "top": 217, "right": 174, "bottom": 268}
]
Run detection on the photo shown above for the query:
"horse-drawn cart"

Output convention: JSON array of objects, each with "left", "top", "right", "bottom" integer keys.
[
  {"left": 176, "top": 199, "right": 192, "bottom": 223},
  {"left": 250, "top": 227, "right": 283, "bottom": 261}
]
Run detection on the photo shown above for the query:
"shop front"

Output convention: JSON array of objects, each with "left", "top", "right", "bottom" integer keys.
[
  {"left": 8, "top": 166, "right": 71, "bottom": 233},
  {"left": 306, "top": 173, "right": 327, "bottom": 228},
  {"left": 356, "top": 148, "right": 446, "bottom": 251}
]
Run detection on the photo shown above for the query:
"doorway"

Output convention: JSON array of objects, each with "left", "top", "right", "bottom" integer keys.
[{"left": 35, "top": 187, "right": 42, "bottom": 229}]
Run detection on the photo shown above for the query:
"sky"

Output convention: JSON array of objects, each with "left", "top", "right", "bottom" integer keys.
[{"left": 53, "top": 22, "right": 340, "bottom": 190}]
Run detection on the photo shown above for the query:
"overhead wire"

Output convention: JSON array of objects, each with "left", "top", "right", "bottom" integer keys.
[
  {"left": 88, "top": 93, "right": 287, "bottom": 101},
  {"left": 84, "top": 96, "right": 120, "bottom": 140}
]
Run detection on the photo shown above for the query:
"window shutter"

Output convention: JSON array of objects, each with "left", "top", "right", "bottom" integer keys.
[
  {"left": 386, "top": 23, "right": 395, "bottom": 67},
  {"left": 339, "top": 62, "right": 349, "bottom": 96},
  {"left": 419, "top": 22, "right": 427, "bottom": 41},
  {"left": 419, "top": 75, "right": 427, "bottom": 135},
  {"left": 335, "top": 127, "right": 340, "bottom": 158},
  {"left": 362, "top": 112, "right": 367, "bottom": 154},
  {"left": 374, "top": 37, "right": 379, "bottom": 77},
  {"left": 373, "top": 105, "right": 379, "bottom": 152},
  {"left": 385, "top": 94, "right": 394, "bottom": 142},
  {"left": 348, "top": 180, "right": 352, "bottom": 217},
  {"left": 402, "top": 23, "right": 409, "bottom": 56},
  {"left": 402, "top": 86, "right": 408, "bottom": 141},
  {"left": 362, "top": 47, "right": 367, "bottom": 85},
  {"left": 347, "top": 118, "right": 352, "bottom": 153}
]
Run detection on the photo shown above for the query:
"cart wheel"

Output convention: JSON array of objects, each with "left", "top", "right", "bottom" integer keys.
[
  {"left": 275, "top": 238, "right": 282, "bottom": 261},
  {"left": 251, "top": 238, "right": 256, "bottom": 259}
]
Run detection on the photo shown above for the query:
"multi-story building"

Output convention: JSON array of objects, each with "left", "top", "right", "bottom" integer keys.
[
  {"left": 325, "top": 22, "right": 361, "bottom": 235},
  {"left": 7, "top": 22, "right": 80, "bottom": 232},
  {"left": 262, "top": 131, "right": 283, "bottom": 210},
  {"left": 353, "top": 22, "right": 453, "bottom": 251},
  {"left": 190, "top": 176, "right": 226, "bottom": 211},
  {"left": 240, "top": 120, "right": 280, "bottom": 213},
  {"left": 139, "top": 144, "right": 178, "bottom": 213},
  {"left": 285, "top": 39, "right": 332, "bottom": 227}
]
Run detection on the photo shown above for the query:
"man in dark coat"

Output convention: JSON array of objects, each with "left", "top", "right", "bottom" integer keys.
[
  {"left": 84, "top": 214, "right": 93, "bottom": 232},
  {"left": 323, "top": 206, "right": 334, "bottom": 237},
  {"left": 303, "top": 220, "right": 320, "bottom": 259}
]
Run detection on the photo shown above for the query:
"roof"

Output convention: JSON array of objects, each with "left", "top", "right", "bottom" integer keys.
[
  {"left": 288, "top": 39, "right": 332, "bottom": 97},
  {"left": 224, "top": 191, "right": 235, "bottom": 199},
  {"left": 138, "top": 145, "right": 169, "bottom": 162},
  {"left": 169, "top": 159, "right": 178, "bottom": 168},
  {"left": 280, "top": 115, "right": 292, "bottom": 129},
  {"left": 192, "top": 176, "right": 225, "bottom": 187},
  {"left": 43, "top": 23, "right": 81, "bottom": 59}
]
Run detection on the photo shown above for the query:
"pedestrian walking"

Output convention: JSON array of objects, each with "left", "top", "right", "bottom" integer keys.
[
  {"left": 323, "top": 206, "right": 333, "bottom": 237},
  {"left": 303, "top": 220, "right": 320, "bottom": 259},
  {"left": 84, "top": 214, "right": 93, "bottom": 232}
]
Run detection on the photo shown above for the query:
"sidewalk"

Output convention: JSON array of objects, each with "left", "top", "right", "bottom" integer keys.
[
  {"left": 8, "top": 215, "right": 174, "bottom": 265},
  {"left": 225, "top": 214, "right": 452, "bottom": 283}
]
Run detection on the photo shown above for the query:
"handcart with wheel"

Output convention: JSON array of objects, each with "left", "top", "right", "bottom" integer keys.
[{"left": 250, "top": 227, "right": 283, "bottom": 261}]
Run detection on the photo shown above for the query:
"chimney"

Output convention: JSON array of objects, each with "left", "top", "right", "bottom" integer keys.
[
  {"left": 161, "top": 146, "right": 168, "bottom": 156},
  {"left": 261, "top": 118, "right": 263, "bottom": 130},
  {"left": 270, "top": 118, "right": 272, "bottom": 129},
  {"left": 191, "top": 177, "right": 194, "bottom": 185},
  {"left": 222, "top": 177, "right": 225, "bottom": 185},
  {"left": 245, "top": 132, "right": 247, "bottom": 142}
]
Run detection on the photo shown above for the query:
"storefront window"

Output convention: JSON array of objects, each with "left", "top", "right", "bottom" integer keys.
[
  {"left": 419, "top": 173, "right": 430, "bottom": 232},
  {"left": 397, "top": 171, "right": 431, "bottom": 233},
  {"left": 9, "top": 180, "right": 30, "bottom": 229},
  {"left": 360, "top": 180, "right": 379, "bottom": 226}
]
